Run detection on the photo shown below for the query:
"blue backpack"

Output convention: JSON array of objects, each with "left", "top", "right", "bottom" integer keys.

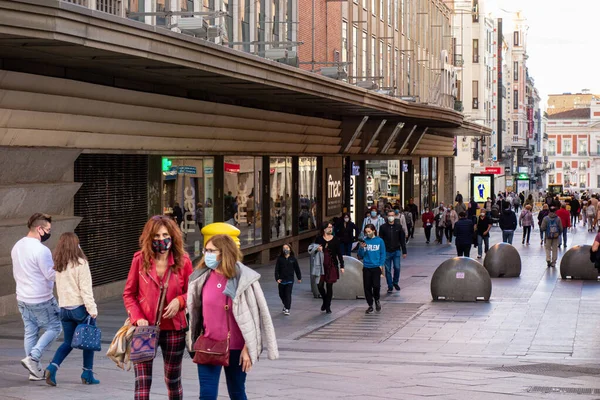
[{"left": 546, "top": 218, "right": 559, "bottom": 239}]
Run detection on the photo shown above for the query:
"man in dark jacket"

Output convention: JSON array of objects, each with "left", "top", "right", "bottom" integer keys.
[
  {"left": 453, "top": 212, "right": 474, "bottom": 257},
  {"left": 379, "top": 211, "right": 408, "bottom": 293},
  {"left": 570, "top": 197, "right": 580, "bottom": 227},
  {"left": 499, "top": 205, "right": 518, "bottom": 244}
]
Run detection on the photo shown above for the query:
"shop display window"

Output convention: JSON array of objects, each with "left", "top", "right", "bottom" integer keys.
[
  {"left": 299, "top": 157, "right": 318, "bottom": 232},
  {"left": 269, "top": 157, "right": 292, "bottom": 240}
]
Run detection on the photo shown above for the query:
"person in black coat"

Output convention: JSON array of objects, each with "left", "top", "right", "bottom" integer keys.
[
  {"left": 499, "top": 205, "right": 518, "bottom": 244},
  {"left": 314, "top": 222, "right": 345, "bottom": 314},
  {"left": 335, "top": 213, "right": 359, "bottom": 256},
  {"left": 453, "top": 212, "right": 474, "bottom": 257},
  {"left": 274, "top": 244, "right": 302, "bottom": 315}
]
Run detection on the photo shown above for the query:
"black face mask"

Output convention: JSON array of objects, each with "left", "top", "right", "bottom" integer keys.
[{"left": 39, "top": 228, "right": 51, "bottom": 243}]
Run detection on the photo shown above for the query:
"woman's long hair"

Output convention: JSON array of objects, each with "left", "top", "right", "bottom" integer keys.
[
  {"left": 140, "top": 215, "right": 185, "bottom": 272},
  {"left": 53, "top": 233, "right": 86, "bottom": 272},
  {"left": 279, "top": 243, "right": 295, "bottom": 258},
  {"left": 196, "top": 234, "right": 241, "bottom": 279}
]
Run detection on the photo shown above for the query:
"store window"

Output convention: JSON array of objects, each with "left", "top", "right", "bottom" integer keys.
[
  {"left": 269, "top": 157, "right": 292, "bottom": 240},
  {"left": 162, "top": 157, "right": 214, "bottom": 257},
  {"left": 431, "top": 158, "right": 438, "bottom": 207},
  {"left": 224, "top": 157, "right": 262, "bottom": 248},
  {"left": 299, "top": 157, "right": 318, "bottom": 232},
  {"left": 420, "top": 157, "right": 429, "bottom": 210}
]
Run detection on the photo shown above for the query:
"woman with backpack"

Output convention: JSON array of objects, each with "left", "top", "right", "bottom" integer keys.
[{"left": 519, "top": 204, "right": 535, "bottom": 245}]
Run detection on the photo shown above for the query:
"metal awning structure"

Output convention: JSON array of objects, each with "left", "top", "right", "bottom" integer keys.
[{"left": 0, "top": 0, "right": 490, "bottom": 155}]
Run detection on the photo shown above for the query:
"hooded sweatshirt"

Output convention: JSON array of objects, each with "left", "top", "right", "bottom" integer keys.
[
  {"left": 499, "top": 208, "right": 517, "bottom": 231},
  {"left": 540, "top": 212, "right": 563, "bottom": 238},
  {"left": 357, "top": 236, "right": 386, "bottom": 268}
]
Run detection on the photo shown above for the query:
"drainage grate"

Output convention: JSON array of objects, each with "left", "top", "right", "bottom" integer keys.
[
  {"left": 492, "top": 363, "right": 600, "bottom": 378},
  {"left": 299, "top": 303, "right": 424, "bottom": 342},
  {"left": 528, "top": 386, "right": 600, "bottom": 395}
]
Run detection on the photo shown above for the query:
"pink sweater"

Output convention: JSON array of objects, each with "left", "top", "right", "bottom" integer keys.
[{"left": 202, "top": 272, "right": 245, "bottom": 350}]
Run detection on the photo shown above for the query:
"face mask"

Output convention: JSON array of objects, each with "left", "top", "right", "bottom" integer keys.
[
  {"left": 283, "top": 249, "right": 290, "bottom": 255},
  {"left": 325, "top": 228, "right": 333, "bottom": 235},
  {"left": 204, "top": 253, "right": 220, "bottom": 270},
  {"left": 370, "top": 211, "right": 377, "bottom": 218},
  {"left": 344, "top": 217, "right": 350, "bottom": 222},
  {"left": 388, "top": 216, "right": 395, "bottom": 223},
  {"left": 152, "top": 238, "right": 172, "bottom": 254},
  {"left": 39, "top": 228, "right": 51, "bottom": 243},
  {"left": 367, "top": 232, "right": 375, "bottom": 238}
]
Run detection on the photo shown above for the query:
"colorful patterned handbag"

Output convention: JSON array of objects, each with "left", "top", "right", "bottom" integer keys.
[
  {"left": 71, "top": 316, "right": 102, "bottom": 352},
  {"left": 130, "top": 270, "right": 171, "bottom": 364}
]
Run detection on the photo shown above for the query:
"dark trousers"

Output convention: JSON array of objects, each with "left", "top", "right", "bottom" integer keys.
[
  {"left": 456, "top": 244, "right": 471, "bottom": 257},
  {"left": 317, "top": 279, "right": 334, "bottom": 310},
  {"left": 571, "top": 213, "right": 578, "bottom": 226},
  {"left": 408, "top": 224, "right": 414, "bottom": 239},
  {"left": 436, "top": 226, "right": 444, "bottom": 242},
  {"left": 340, "top": 242, "right": 353, "bottom": 256},
  {"left": 444, "top": 226, "right": 453, "bottom": 242},
  {"left": 197, "top": 349, "right": 247, "bottom": 400},
  {"left": 278, "top": 283, "right": 293, "bottom": 310},
  {"left": 424, "top": 225, "right": 432, "bottom": 241},
  {"left": 522, "top": 226, "right": 532, "bottom": 243},
  {"left": 362, "top": 267, "right": 381, "bottom": 307}
]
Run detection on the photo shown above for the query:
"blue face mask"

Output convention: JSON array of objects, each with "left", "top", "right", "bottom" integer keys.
[
  {"left": 370, "top": 211, "right": 377, "bottom": 217},
  {"left": 204, "top": 253, "right": 220, "bottom": 270}
]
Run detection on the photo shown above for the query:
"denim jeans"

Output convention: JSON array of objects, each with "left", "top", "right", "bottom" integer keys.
[
  {"left": 340, "top": 242, "right": 353, "bottom": 256},
  {"left": 384, "top": 250, "right": 401, "bottom": 289},
  {"left": 51, "top": 305, "right": 94, "bottom": 369},
  {"left": 559, "top": 229, "right": 568, "bottom": 247},
  {"left": 17, "top": 297, "right": 62, "bottom": 361},
  {"left": 502, "top": 230, "right": 514, "bottom": 245},
  {"left": 477, "top": 235, "right": 489, "bottom": 257},
  {"left": 197, "top": 349, "right": 247, "bottom": 400}
]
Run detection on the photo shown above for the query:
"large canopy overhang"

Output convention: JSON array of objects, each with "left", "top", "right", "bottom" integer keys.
[{"left": 0, "top": 0, "right": 490, "bottom": 154}]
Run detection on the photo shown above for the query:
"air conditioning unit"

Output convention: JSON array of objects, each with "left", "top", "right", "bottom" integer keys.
[
  {"left": 178, "top": 17, "right": 206, "bottom": 36},
  {"left": 321, "top": 67, "right": 348, "bottom": 80},
  {"left": 265, "top": 48, "right": 288, "bottom": 60},
  {"left": 356, "top": 80, "right": 378, "bottom": 90}
]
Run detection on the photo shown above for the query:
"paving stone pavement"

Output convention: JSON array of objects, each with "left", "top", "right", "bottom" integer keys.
[{"left": 2, "top": 224, "right": 600, "bottom": 399}]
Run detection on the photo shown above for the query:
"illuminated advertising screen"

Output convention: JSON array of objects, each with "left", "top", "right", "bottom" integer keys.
[{"left": 471, "top": 174, "right": 494, "bottom": 203}]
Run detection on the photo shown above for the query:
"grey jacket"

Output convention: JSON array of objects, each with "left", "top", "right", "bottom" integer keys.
[
  {"left": 308, "top": 243, "right": 324, "bottom": 277},
  {"left": 186, "top": 263, "right": 279, "bottom": 364}
]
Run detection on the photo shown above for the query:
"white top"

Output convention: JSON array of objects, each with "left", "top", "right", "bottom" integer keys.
[
  {"left": 11, "top": 237, "right": 55, "bottom": 304},
  {"left": 55, "top": 258, "right": 97, "bottom": 316}
]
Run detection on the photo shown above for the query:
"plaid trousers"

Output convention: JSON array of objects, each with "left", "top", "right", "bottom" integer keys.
[{"left": 134, "top": 330, "right": 186, "bottom": 400}]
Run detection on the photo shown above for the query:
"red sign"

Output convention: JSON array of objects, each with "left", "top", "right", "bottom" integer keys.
[
  {"left": 484, "top": 167, "right": 502, "bottom": 175},
  {"left": 224, "top": 162, "right": 240, "bottom": 173}
]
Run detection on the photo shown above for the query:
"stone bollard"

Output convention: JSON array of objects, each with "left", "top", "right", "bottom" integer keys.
[
  {"left": 560, "top": 245, "right": 600, "bottom": 280},
  {"left": 483, "top": 243, "right": 522, "bottom": 277},
  {"left": 309, "top": 256, "right": 365, "bottom": 299},
  {"left": 431, "top": 257, "right": 492, "bottom": 302}
]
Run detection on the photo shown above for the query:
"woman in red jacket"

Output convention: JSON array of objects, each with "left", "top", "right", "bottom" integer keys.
[
  {"left": 123, "top": 216, "right": 193, "bottom": 400},
  {"left": 421, "top": 207, "right": 435, "bottom": 244}
]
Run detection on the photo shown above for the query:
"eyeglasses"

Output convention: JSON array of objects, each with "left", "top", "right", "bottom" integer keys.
[{"left": 202, "top": 248, "right": 220, "bottom": 254}]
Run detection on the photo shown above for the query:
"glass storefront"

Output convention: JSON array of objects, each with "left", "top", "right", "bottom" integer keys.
[
  {"left": 269, "top": 157, "right": 292, "bottom": 240},
  {"left": 162, "top": 157, "right": 214, "bottom": 258},
  {"left": 420, "top": 157, "right": 430, "bottom": 210},
  {"left": 299, "top": 157, "right": 318, "bottom": 232},
  {"left": 224, "top": 157, "right": 262, "bottom": 248}
]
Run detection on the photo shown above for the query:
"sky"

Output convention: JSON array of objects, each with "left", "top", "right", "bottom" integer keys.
[{"left": 487, "top": 0, "right": 600, "bottom": 107}]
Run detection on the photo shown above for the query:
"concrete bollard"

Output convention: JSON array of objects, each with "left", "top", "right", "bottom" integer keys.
[
  {"left": 560, "top": 245, "right": 600, "bottom": 280},
  {"left": 483, "top": 243, "right": 522, "bottom": 278},
  {"left": 310, "top": 256, "right": 365, "bottom": 299},
  {"left": 431, "top": 257, "right": 492, "bottom": 302}
]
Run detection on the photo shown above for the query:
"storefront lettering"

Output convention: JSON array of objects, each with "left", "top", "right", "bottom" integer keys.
[
  {"left": 182, "top": 185, "right": 196, "bottom": 233},
  {"left": 326, "top": 168, "right": 343, "bottom": 216}
]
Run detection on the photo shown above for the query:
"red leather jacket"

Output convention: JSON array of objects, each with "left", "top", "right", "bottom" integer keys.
[{"left": 123, "top": 251, "right": 193, "bottom": 330}]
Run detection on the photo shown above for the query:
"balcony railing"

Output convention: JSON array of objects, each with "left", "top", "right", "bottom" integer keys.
[
  {"left": 547, "top": 151, "right": 556, "bottom": 156},
  {"left": 61, "top": 0, "right": 125, "bottom": 16}
]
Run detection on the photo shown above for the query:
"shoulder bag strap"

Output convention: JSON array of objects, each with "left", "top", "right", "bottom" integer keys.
[
  {"left": 225, "top": 295, "right": 231, "bottom": 339},
  {"left": 155, "top": 269, "right": 173, "bottom": 327}
]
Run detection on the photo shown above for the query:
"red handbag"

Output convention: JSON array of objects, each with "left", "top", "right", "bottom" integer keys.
[{"left": 192, "top": 301, "right": 231, "bottom": 366}]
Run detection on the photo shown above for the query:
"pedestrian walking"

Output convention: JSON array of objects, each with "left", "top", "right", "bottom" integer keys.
[
  {"left": 402, "top": 206, "right": 414, "bottom": 245},
  {"left": 468, "top": 198, "right": 479, "bottom": 220},
  {"left": 513, "top": 195, "right": 521, "bottom": 214},
  {"left": 360, "top": 207, "right": 386, "bottom": 238},
  {"left": 524, "top": 194, "right": 534, "bottom": 209},
  {"left": 434, "top": 204, "right": 446, "bottom": 244},
  {"left": 274, "top": 244, "right": 301, "bottom": 316},
  {"left": 308, "top": 222, "right": 345, "bottom": 314},
  {"left": 408, "top": 198, "right": 419, "bottom": 239},
  {"left": 195, "top": 203, "right": 204, "bottom": 232},
  {"left": 44, "top": 233, "right": 98, "bottom": 386},
  {"left": 335, "top": 213, "right": 358, "bottom": 256},
  {"left": 476, "top": 212, "right": 492, "bottom": 259},
  {"left": 586, "top": 201, "right": 596, "bottom": 232},
  {"left": 538, "top": 204, "right": 550, "bottom": 244},
  {"left": 188, "top": 234, "right": 278, "bottom": 400},
  {"left": 454, "top": 200, "right": 467, "bottom": 216},
  {"left": 556, "top": 203, "right": 571, "bottom": 248},
  {"left": 11, "top": 213, "right": 62, "bottom": 381},
  {"left": 570, "top": 197, "right": 580, "bottom": 227},
  {"left": 422, "top": 207, "right": 434, "bottom": 244},
  {"left": 499, "top": 206, "right": 518, "bottom": 244},
  {"left": 442, "top": 205, "right": 458, "bottom": 244},
  {"left": 123, "top": 215, "right": 194, "bottom": 400},
  {"left": 453, "top": 212, "right": 474, "bottom": 257},
  {"left": 379, "top": 211, "right": 408, "bottom": 293},
  {"left": 519, "top": 205, "right": 534, "bottom": 245},
  {"left": 172, "top": 203, "right": 183, "bottom": 226},
  {"left": 455, "top": 191, "right": 463, "bottom": 203},
  {"left": 357, "top": 224, "right": 386, "bottom": 314},
  {"left": 541, "top": 207, "right": 563, "bottom": 268}
]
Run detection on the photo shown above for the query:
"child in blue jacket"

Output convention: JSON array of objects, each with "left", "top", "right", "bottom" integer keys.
[{"left": 358, "top": 223, "right": 387, "bottom": 314}]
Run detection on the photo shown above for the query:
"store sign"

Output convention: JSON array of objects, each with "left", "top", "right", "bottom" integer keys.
[
  {"left": 484, "top": 167, "right": 502, "bottom": 175},
  {"left": 177, "top": 166, "right": 197, "bottom": 174},
  {"left": 349, "top": 175, "right": 356, "bottom": 221},
  {"left": 326, "top": 168, "right": 343, "bottom": 216},
  {"left": 352, "top": 162, "right": 360, "bottom": 176},
  {"left": 224, "top": 162, "right": 240, "bottom": 173},
  {"left": 204, "top": 167, "right": 214, "bottom": 175}
]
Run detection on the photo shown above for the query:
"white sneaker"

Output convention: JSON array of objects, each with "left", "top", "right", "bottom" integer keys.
[
  {"left": 28, "top": 373, "right": 44, "bottom": 381},
  {"left": 21, "top": 356, "right": 43, "bottom": 379},
  {"left": 283, "top": 309, "right": 290, "bottom": 316},
  {"left": 477, "top": 255, "right": 482, "bottom": 259}
]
